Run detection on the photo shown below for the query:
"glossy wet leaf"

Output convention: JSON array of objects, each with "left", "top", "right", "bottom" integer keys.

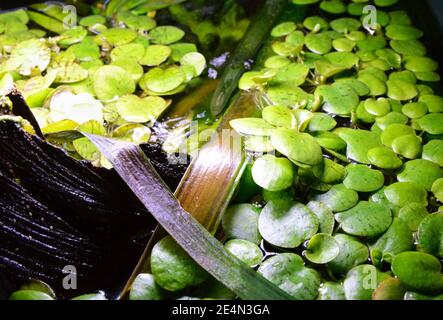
[
  {"left": 336, "top": 201, "right": 392, "bottom": 237},
  {"left": 364, "top": 98, "right": 391, "bottom": 117},
  {"left": 317, "top": 282, "right": 345, "bottom": 300},
  {"left": 343, "top": 265, "right": 390, "bottom": 300},
  {"left": 397, "top": 159, "right": 443, "bottom": 191},
  {"left": 314, "top": 184, "right": 358, "bottom": 212},
  {"left": 320, "top": 0, "right": 346, "bottom": 14},
  {"left": 401, "top": 102, "right": 427, "bottom": 119},
  {"left": 271, "top": 22, "right": 297, "bottom": 37},
  {"left": 111, "top": 43, "right": 146, "bottom": 62},
  {"left": 423, "top": 140, "right": 443, "bottom": 167},
  {"left": 417, "top": 213, "right": 443, "bottom": 258},
  {"left": 117, "top": 11, "right": 156, "bottom": 31},
  {"left": 316, "top": 83, "right": 359, "bottom": 116},
  {"left": 252, "top": 155, "right": 295, "bottom": 191},
  {"left": 330, "top": 18, "right": 361, "bottom": 33},
  {"left": 139, "top": 45, "right": 171, "bottom": 66},
  {"left": 391, "top": 251, "right": 443, "bottom": 294},
  {"left": 334, "top": 128, "right": 383, "bottom": 164},
  {"left": 308, "top": 113, "right": 337, "bottom": 132},
  {"left": 258, "top": 200, "right": 319, "bottom": 248},
  {"left": 180, "top": 52, "right": 206, "bottom": 77},
  {"left": 149, "top": 26, "right": 185, "bottom": 45},
  {"left": 380, "top": 123, "right": 414, "bottom": 148},
  {"left": 386, "top": 79, "right": 418, "bottom": 101},
  {"left": 343, "top": 164, "right": 384, "bottom": 192},
  {"left": 267, "top": 85, "right": 309, "bottom": 107},
  {"left": 262, "top": 105, "right": 294, "bottom": 128},
  {"left": 141, "top": 66, "right": 185, "bottom": 94},
  {"left": 79, "top": 14, "right": 106, "bottom": 27},
  {"left": 58, "top": 26, "right": 87, "bottom": 47},
  {"left": 404, "top": 292, "right": 443, "bottom": 300},
  {"left": 306, "top": 201, "right": 335, "bottom": 235},
  {"left": 391, "top": 134, "right": 422, "bottom": 159},
  {"left": 111, "top": 58, "right": 144, "bottom": 82},
  {"left": 116, "top": 94, "right": 167, "bottom": 123},
  {"left": 305, "top": 33, "right": 332, "bottom": 54},
  {"left": 418, "top": 94, "right": 443, "bottom": 113},
  {"left": 224, "top": 239, "right": 263, "bottom": 267},
  {"left": 367, "top": 147, "right": 402, "bottom": 170},
  {"left": 332, "top": 38, "right": 356, "bottom": 52},
  {"left": 270, "top": 63, "right": 310, "bottom": 87},
  {"left": 303, "top": 16, "right": 329, "bottom": 31},
  {"left": 390, "top": 39, "right": 426, "bottom": 56},
  {"left": 8, "top": 290, "right": 54, "bottom": 300},
  {"left": 169, "top": 43, "right": 198, "bottom": 61},
  {"left": 305, "top": 233, "right": 340, "bottom": 264},
  {"left": 357, "top": 35, "right": 386, "bottom": 52},
  {"left": 151, "top": 236, "right": 208, "bottom": 291},
  {"left": 416, "top": 113, "right": 443, "bottom": 135},
  {"left": 99, "top": 27, "right": 138, "bottom": 46},
  {"left": 384, "top": 182, "right": 428, "bottom": 207},
  {"left": 258, "top": 253, "right": 321, "bottom": 300},
  {"left": 386, "top": 24, "right": 423, "bottom": 41},
  {"left": 404, "top": 56, "right": 439, "bottom": 73},
  {"left": 49, "top": 60, "right": 89, "bottom": 84},
  {"left": 73, "top": 120, "right": 106, "bottom": 161},
  {"left": 398, "top": 203, "right": 429, "bottom": 231},
  {"left": 7, "top": 39, "right": 50, "bottom": 76},
  {"left": 271, "top": 129, "right": 323, "bottom": 166},
  {"left": 222, "top": 204, "right": 261, "bottom": 244},
  {"left": 371, "top": 218, "right": 414, "bottom": 264},
  {"left": 129, "top": 273, "right": 166, "bottom": 300},
  {"left": 372, "top": 277, "right": 407, "bottom": 300},
  {"left": 230, "top": 118, "right": 275, "bottom": 136},
  {"left": 327, "top": 234, "right": 369, "bottom": 275}
]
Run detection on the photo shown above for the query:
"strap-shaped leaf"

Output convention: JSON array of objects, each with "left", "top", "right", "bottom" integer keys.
[{"left": 84, "top": 133, "right": 293, "bottom": 300}]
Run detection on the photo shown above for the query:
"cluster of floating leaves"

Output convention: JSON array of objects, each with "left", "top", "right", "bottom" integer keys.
[
  {"left": 223, "top": 0, "right": 443, "bottom": 300},
  {"left": 0, "top": 2, "right": 206, "bottom": 166}
]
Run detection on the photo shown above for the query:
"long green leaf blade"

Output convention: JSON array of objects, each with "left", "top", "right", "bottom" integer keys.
[{"left": 84, "top": 134, "right": 292, "bottom": 300}]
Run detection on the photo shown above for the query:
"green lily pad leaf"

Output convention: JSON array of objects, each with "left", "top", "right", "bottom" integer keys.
[
  {"left": 314, "top": 60, "right": 347, "bottom": 79},
  {"left": 386, "top": 79, "right": 418, "bottom": 101},
  {"left": 391, "top": 251, "right": 443, "bottom": 294},
  {"left": 271, "top": 22, "right": 297, "bottom": 37},
  {"left": 306, "top": 201, "right": 335, "bottom": 235},
  {"left": 151, "top": 236, "right": 208, "bottom": 292},
  {"left": 312, "top": 158, "right": 346, "bottom": 184},
  {"left": 336, "top": 201, "right": 392, "bottom": 237},
  {"left": 267, "top": 85, "right": 309, "bottom": 107},
  {"left": 384, "top": 182, "right": 428, "bottom": 207},
  {"left": 111, "top": 58, "right": 144, "bottom": 82},
  {"left": 320, "top": 0, "right": 347, "bottom": 14},
  {"left": 265, "top": 56, "right": 291, "bottom": 69},
  {"left": 139, "top": 45, "right": 171, "bottom": 66},
  {"left": 318, "top": 282, "right": 345, "bottom": 300},
  {"left": 367, "top": 147, "right": 402, "bottom": 170},
  {"left": 404, "top": 56, "right": 438, "bottom": 73},
  {"left": 292, "top": 0, "right": 320, "bottom": 5},
  {"left": 332, "top": 38, "right": 356, "bottom": 52},
  {"left": 271, "top": 129, "right": 323, "bottom": 166},
  {"left": 390, "top": 39, "right": 426, "bottom": 56},
  {"left": 270, "top": 63, "right": 310, "bottom": 87},
  {"left": 224, "top": 239, "right": 263, "bottom": 267},
  {"left": 57, "top": 26, "right": 87, "bottom": 47},
  {"left": 303, "top": 16, "right": 329, "bottom": 31},
  {"left": 258, "top": 253, "right": 321, "bottom": 300},
  {"left": 391, "top": 134, "right": 422, "bottom": 159},
  {"left": 314, "top": 132, "right": 346, "bottom": 151},
  {"left": 73, "top": 120, "right": 106, "bottom": 161},
  {"left": 307, "top": 113, "right": 337, "bottom": 132},
  {"left": 371, "top": 218, "right": 414, "bottom": 264},
  {"left": 111, "top": 43, "right": 146, "bottom": 62},
  {"left": 116, "top": 94, "right": 167, "bottom": 123},
  {"left": 305, "top": 233, "right": 340, "bottom": 264},
  {"left": 416, "top": 113, "right": 443, "bottom": 135},
  {"left": 335, "top": 78, "right": 369, "bottom": 96},
  {"left": 389, "top": 70, "right": 417, "bottom": 84},
  {"left": 79, "top": 14, "right": 106, "bottom": 27},
  {"left": 222, "top": 204, "right": 261, "bottom": 244},
  {"left": 93, "top": 65, "right": 135, "bottom": 101},
  {"left": 316, "top": 83, "right": 359, "bottom": 116},
  {"left": 404, "top": 291, "right": 443, "bottom": 300},
  {"left": 42, "top": 119, "right": 78, "bottom": 135},
  {"left": 8, "top": 39, "right": 50, "bottom": 76},
  {"left": 272, "top": 41, "right": 301, "bottom": 57},
  {"left": 357, "top": 72, "right": 386, "bottom": 96},
  {"left": 330, "top": 18, "right": 361, "bottom": 33},
  {"left": 397, "top": 159, "right": 443, "bottom": 191},
  {"left": 356, "top": 101, "right": 376, "bottom": 124},
  {"left": 67, "top": 37, "right": 101, "bottom": 62},
  {"left": 129, "top": 273, "right": 166, "bottom": 300},
  {"left": 398, "top": 203, "right": 429, "bottom": 231},
  {"left": 334, "top": 128, "right": 383, "bottom": 164},
  {"left": 117, "top": 11, "right": 156, "bottom": 31},
  {"left": 230, "top": 118, "right": 275, "bottom": 136},
  {"left": 372, "top": 277, "right": 407, "bottom": 300},
  {"left": 375, "top": 112, "right": 408, "bottom": 130},
  {"left": 245, "top": 136, "right": 275, "bottom": 153},
  {"left": 98, "top": 27, "right": 138, "bottom": 46},
  {"left": 418, "top": 94, "right": 443, "bottom": 113},
  {"left": 386, "top": 24, "right": 423, "bottom": 41},
  {"left": 327, "top": 234, "right": 369, "bottom": 275},
  {"left": 415, "top": 71, "right": 440, "bottom": 82},
  {"left": 417, "top": 213, "right": 443, "bottom": 258},
  {"left": 262, "top": 105, "right": 294, "bottom": 128},
  {"left": 364, "top": 98, "right": 391, "bottom": 117},
  {"left": 48, "top": 60, "right": 89, "bottom": 84},
  {"left": 432, "top": 178, "right": 443, "bottom": 202},
  {"left": 380, "top": 123, "right": 414, "bottom": 148},
  {"left": 8, "top": 290, "right": 54, "bottom": 300},
  {"left": 343, "top": 164, "right": 385, "bottom": 192},
  {"left": 180, "top": 52, "right": 206, "bottom": 77},
  {"left": 343, "top": 265, "right": 390, "bottom": 300},
  {"left": 149, "top": 26, "right": 185, "bottom": 45},
  {"left": 401, "top": 102, "right": 428, "bottom": 119},
  {"left": 140, "top": 66, "right": 185, "bottom": 94},
  {"left": 252, "top": 155, "right": 295, "bottom": 192},
  {"left": 423, "top": 140, "right": 443, "bottom": 167},
  {"left": 324, "top": 52, "right": 359, "bottom": 69},
  {"left": 169, "top": 43, "right": 197, "bottom": 62},
  {"left": 17, "top": 279, "right": 55, "bottom": 299},
  {"left": 314, "top": 184, "right": 359, "bottom": 212},
  {"left": 305, "top": 33, "right": 332, "bottom": 54},
  {"left": 258, "top": 200, "right": 319, "bottom": 248},
  {"left": 357, "top": 36, "right": 386, "bottom": 52}
]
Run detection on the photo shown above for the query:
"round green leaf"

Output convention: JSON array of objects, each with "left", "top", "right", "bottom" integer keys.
[
  {"left": 306, "top": 201, "right": 335, "bottom": 235},
  {"left": 343, "top": 164, "right": 385, "bottom": 192},
  {"left": 129, "top": 274, "right": 166, "bottom": 300},
  {"left": 417, "top": 213, "right": 443, "bottom": 258},
  {"left": 222, "top": 204, "right": 261, "bottom": 244},
  {"left": 305, "top": 233, "right": 340, "bottom": 264},
  {"left": 149, "top": 26, "right": 185, "bottom": 45},
  {"left": 343, "top": 265, "right": 390, "bottom": 300},
  {"left": 386, "top": 79, "right": 418, "bottom": 101},
  {"left": 384, "top": 182, "right": 428, "bottom": 207},
  {"left": 327, "top": 234, "right": 369, "bottom": 275},
  {"left": 397, "top": 159, "right": 443, "bottom": 191},
  {"left": 252, "top": 155, "right": 295, "bottom": 191},
  {"left": 368, "top": 147, "right": 402, "bottom": 170},
  {"left": 314, "top": 184, "right": 359, "bottom": 212},
  {"left": 224, "top": 239, "right": 263, "bottom": 267},
  {"left": 93, "top": 65, "right": 135, "bottom": 101},
  {"left": 386, "top": 24, "right": 423, "bottom": 41}
]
